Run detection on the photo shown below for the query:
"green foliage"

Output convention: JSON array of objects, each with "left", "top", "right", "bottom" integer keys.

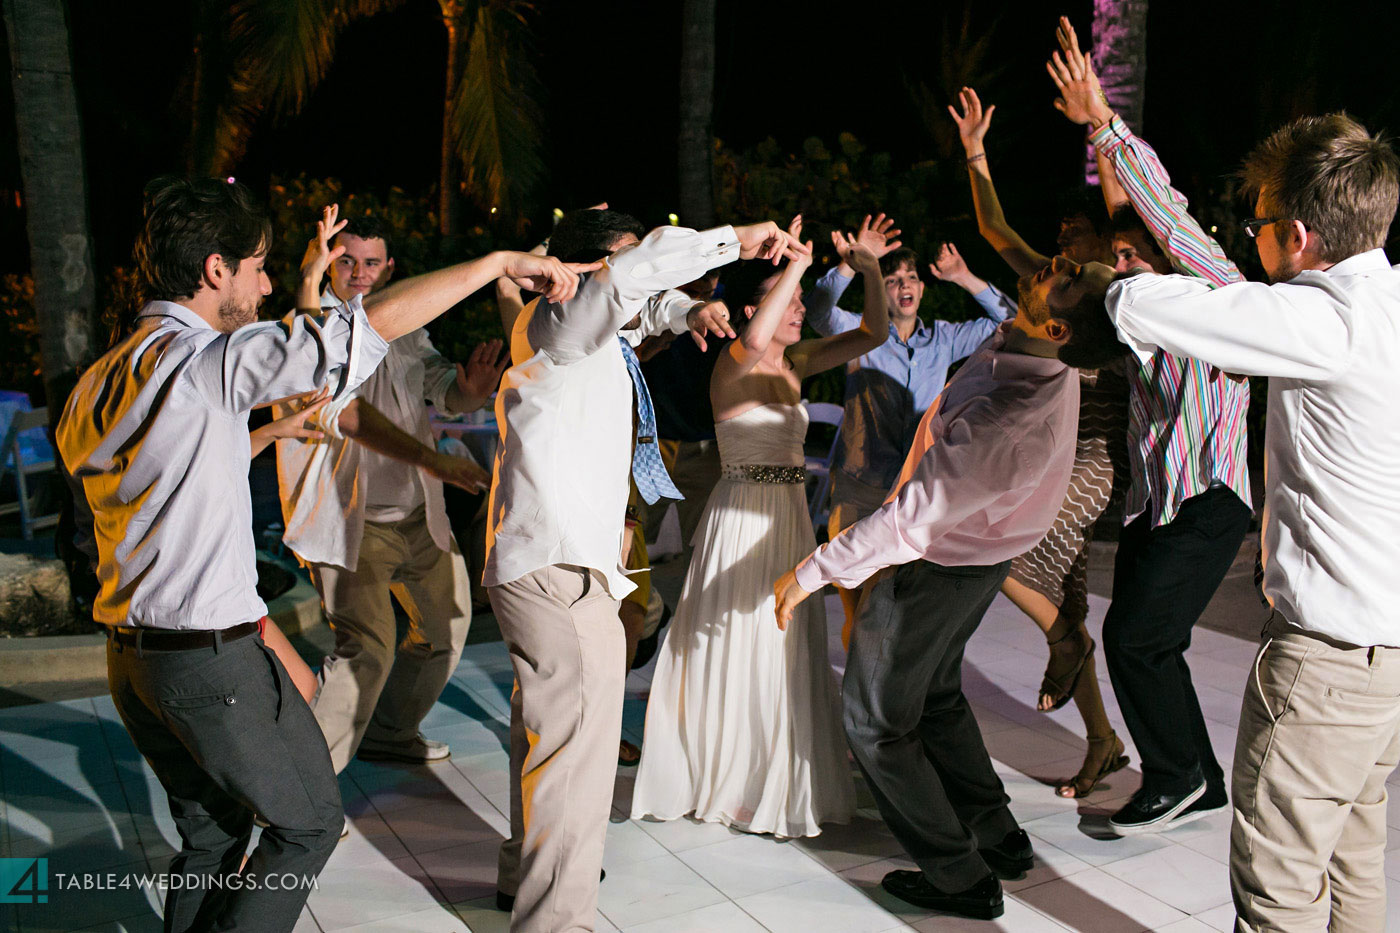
[
  {"left": 263, "top": 175, "right": 506, "bottom": 360},
  {"left": 0, "top": 275, "right": 41, "bottom": 395}
]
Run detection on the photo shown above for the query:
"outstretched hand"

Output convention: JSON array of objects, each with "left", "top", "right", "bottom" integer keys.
[
  {"left": 773, "top": 569, "right": 810, "bottom": 632},
  {"left": 686, "top": 300, "right": 737, "bottom": 352},
  {"left": 928, "top": 242, "right": 971, "bottom": 282},
  {"left": 833, "top": 231, "right": 880, "bottom": 278},
  {"left": 499, "top": 252, "right": 602, "bottom": 303},
  {"left": 249, "top": 386, "right": 332, "bottom": 456},
  {"left": 832, "top": 213, "right": 901, "bottom": 271},
  {"left": 300, "top": 204, "right": 348, "bottom": 280},
  {"left": 734, "top": 221, "right": 804, "bottom": 265},
  {"left": 1048, "top": 16, "right": 1113, "bottom": 128},
  {"left": 948, "top": 87, "right": 995, "bottom": 155},
  {"left": 455, "top": 339, "right": 509, "bottom": 403}
]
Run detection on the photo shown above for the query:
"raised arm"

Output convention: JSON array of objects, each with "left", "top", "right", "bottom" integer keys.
[
  {"left": 1049, "top": 17, "right": 1241, "bottom": 287},
  {"left": 297, "top": 205, "right": 347, "bottom": 311},
  {"left": 365, "top": 250, "right": 590, "bottom": 344},
  {"left": 790, "top": 235, "right": 890, "bottom": 377},
  {"left": 804, "top": 212, "right": 902, "bottom": 336},
  {"left": 527, "top": 221, "right": 794, "bottom": 365},
  {"left": 494, "top": 238, "right": 549, "bottom": 336},
  {"left": 948, "top": 87, "right": 1051, "bottom": 277},
  {"left": 719, "top": 232, "right": 814, "bottom": 377}
]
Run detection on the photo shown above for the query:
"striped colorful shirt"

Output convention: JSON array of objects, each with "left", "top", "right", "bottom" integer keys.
[{"left": 1090, "top": 115, "right": 1252, "bottom": 528}]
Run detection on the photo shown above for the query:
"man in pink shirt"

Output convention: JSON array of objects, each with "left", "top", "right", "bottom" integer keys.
[{"left": 776, "top": 255, "right": 1126, "bottom": 920}]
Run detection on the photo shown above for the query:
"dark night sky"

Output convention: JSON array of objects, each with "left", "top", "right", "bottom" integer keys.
[{"left": 3, "top": 0, "right": 1398, "bottom": 278}]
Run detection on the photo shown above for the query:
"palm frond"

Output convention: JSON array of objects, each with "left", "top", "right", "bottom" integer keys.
[{"left": 449, "top": 0, "right": 545, "bottom": 221}]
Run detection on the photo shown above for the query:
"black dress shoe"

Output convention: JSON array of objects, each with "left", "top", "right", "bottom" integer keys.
[
  {"left": 497, "top": 869, "right": 606, "bottom": 911},
  {"left": 980, "top": 828, "right": 1034, "bottom": 878},
  {"left": 881, "top": 870, "right": 1004, "bottom": 920},
  {"left": 1109, "top": 780, "right": 1206, "bottom": 836}
]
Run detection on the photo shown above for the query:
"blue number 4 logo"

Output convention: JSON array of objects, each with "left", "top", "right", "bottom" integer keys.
[{"left": 0, "top": 858, "right": 48, "bottom": 904}]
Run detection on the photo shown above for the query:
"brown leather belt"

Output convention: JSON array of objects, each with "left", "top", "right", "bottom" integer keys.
[{"left": 108, "top": 621, "right": 259, "bottom": 651}]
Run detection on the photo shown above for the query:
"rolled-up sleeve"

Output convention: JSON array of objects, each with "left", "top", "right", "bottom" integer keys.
[{"left": 200, "top": 295, "right": 390, "bottom": 413}]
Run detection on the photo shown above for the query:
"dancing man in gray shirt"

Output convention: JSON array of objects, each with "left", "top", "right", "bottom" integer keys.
[{"left": 57, "top": 177, "right": 588, "bottom": 933}]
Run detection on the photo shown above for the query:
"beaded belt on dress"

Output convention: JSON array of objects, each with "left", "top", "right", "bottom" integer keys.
[{"left": 722, "top": 464, "right": 808, "bottom": 484}]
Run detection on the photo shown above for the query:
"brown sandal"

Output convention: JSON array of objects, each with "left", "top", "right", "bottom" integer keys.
[
  {"left": 1056, "top": 732, "right": 1128, "bottom": 798},
  {"left": 1039, "top": 621, "right": 1094, "bottom": 712}
]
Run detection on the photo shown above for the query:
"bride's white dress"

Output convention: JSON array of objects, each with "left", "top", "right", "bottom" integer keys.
[{"left": 631, "top": 402, "right": 854, "bottom": 837}]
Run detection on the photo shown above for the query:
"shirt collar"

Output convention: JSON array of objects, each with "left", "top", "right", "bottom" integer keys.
[
  {"left": 136, "top": 300, "right": 214, "bottom": 332},
  {"left": 890, "top": 317, "right": 931, "bottom": 343},
  {"left": 1322, "top": 248, "right": 1390, "bottom": 277},
  {"left": 986, "top": 320, "right": 1070, "bottom": 379}
]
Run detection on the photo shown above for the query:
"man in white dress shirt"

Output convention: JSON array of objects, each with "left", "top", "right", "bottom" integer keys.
[
  {"left": 276, "top": 210, "right": 502, "bottom": 772},
  {"left": 57, "top": 177, "right": 586, "bottom": 933},
  {"left": 485, "top": 208, "right": 795, "bottom": 932},
  {"left": 1102, "top": 114, "right": 1400, "bottom": 931}
]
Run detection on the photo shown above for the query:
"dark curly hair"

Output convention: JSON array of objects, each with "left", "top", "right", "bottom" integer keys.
[{"left": 133, "top": 176, "right": 271, "bottom": 303}]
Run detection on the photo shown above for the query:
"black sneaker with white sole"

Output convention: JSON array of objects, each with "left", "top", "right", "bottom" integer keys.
[{"left": 1108, "top": 780, "right": 1206, "bottom": 836}]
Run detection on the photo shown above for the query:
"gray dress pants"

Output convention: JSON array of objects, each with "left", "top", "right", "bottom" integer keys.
[
  {"left": 842, "top": 558, "right": 1019, "bottom": 892},
  {"left": 107, "top": 631, "right": 343, "bottom": 933}
]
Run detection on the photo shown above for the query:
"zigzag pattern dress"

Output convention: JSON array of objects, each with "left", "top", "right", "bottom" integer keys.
[{"left": 1006, "top": 363, "right": 1131, "bottom": 624}]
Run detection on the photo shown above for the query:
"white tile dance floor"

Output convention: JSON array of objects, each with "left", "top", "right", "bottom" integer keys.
[{"left": 5, "top": 589, "right": 1400, "bottom": 932}]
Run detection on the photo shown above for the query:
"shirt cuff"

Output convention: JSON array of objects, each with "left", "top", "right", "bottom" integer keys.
[
  {"left": 336, "top": 293, "right": 391, "bottom": 403},
  {"left": 793, "top": 554, "right": 827, "bottom": 593},
  {"left": 1089, "top": 114, "right": 1131, "bottom": 153},
  {"left": 972, "top": 283, "right": 1015, "bottom": 318}
]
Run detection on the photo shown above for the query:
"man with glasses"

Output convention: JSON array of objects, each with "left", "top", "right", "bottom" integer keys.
[{"left": 1107, "top": 111, "right": 1400, "bottom": 933}]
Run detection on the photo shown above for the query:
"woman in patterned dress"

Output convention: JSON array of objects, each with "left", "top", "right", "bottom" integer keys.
[{"left": 942, "top": 84, "right": 1137, "bottom": 796}]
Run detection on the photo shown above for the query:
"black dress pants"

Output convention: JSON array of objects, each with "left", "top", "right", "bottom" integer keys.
[
  {"left": 842, "top": 559, "right": 1018, "bottom": 892},
  {"left": 1102, "top": 485, "right": 1251, "bottom": 797},
  {"left": 108, "top": 631, "right": 343, "bottom": 933}
]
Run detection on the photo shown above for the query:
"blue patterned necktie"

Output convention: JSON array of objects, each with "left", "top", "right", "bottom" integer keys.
[{"left": 618, "top": 336, "right": 684, "bottom": 504}]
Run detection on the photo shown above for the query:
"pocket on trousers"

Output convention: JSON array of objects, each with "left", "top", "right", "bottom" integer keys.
[
  {"left": 159, "top": 689, "right": 237, "bottom": 711},
  {"left": 1324, "top": 687, "right": 1400, "bottom": 715}
]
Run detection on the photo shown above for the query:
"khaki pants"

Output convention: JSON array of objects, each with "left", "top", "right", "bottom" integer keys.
[
  {"left": 1231, "top": 616, "right": 1400, "bottom": 932},
  {"left": 310, "top": 508, "right": 473, "bottom": 773},
  {"left": 490, "top": 565, "right": 624, "bottom": 933}
]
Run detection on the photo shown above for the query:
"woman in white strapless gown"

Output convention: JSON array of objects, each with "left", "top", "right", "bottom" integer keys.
[{"left": 632, "top": 220, "right": 891, "bottom": 837}]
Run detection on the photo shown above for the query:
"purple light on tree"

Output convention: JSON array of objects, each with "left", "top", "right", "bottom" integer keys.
[{"left": 1087, "top": 0, "right": 1148, "bottom": 184}]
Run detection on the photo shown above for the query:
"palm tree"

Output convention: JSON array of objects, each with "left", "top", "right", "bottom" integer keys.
[
  {"left": 905, "top": 4, "right": 1009, "bottom": 162},
  {"left": 186, "top": 0, "right": 543, "bottom": 234},
  {"left": 677, "top": 0, "right": 716, "bottom": 229},
  {"left": 1087, "top": 0, "right": 1149, "bottom": 183},
  {"left": 2, "top": 0, "right": 99, "bottom": 408}
]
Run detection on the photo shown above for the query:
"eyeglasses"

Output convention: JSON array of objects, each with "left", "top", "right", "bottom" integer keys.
[{"left": 1241, "top": 217, "right": 1283, "bottom": 238}]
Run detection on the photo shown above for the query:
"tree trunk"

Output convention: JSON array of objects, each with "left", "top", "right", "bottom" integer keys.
[
  {"left": 1087, "top": 0, "right": 1148, "bottom": 184},
  {"left": 438, "top": 2, "right": 461, "bottom": 236},
  {"left": 2, "top": 0, "right": 98, "bottom": 411},
  {"left": 677, "top": 0, "right": 715, "bottom": 228}
]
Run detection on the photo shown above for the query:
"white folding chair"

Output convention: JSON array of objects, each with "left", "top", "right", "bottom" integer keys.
[
  {"left": 801, "top": 400, "right": 844, "bottom": 528},
  {"left": 0, "top": 406, "right": 59, "bottom": 539}
]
